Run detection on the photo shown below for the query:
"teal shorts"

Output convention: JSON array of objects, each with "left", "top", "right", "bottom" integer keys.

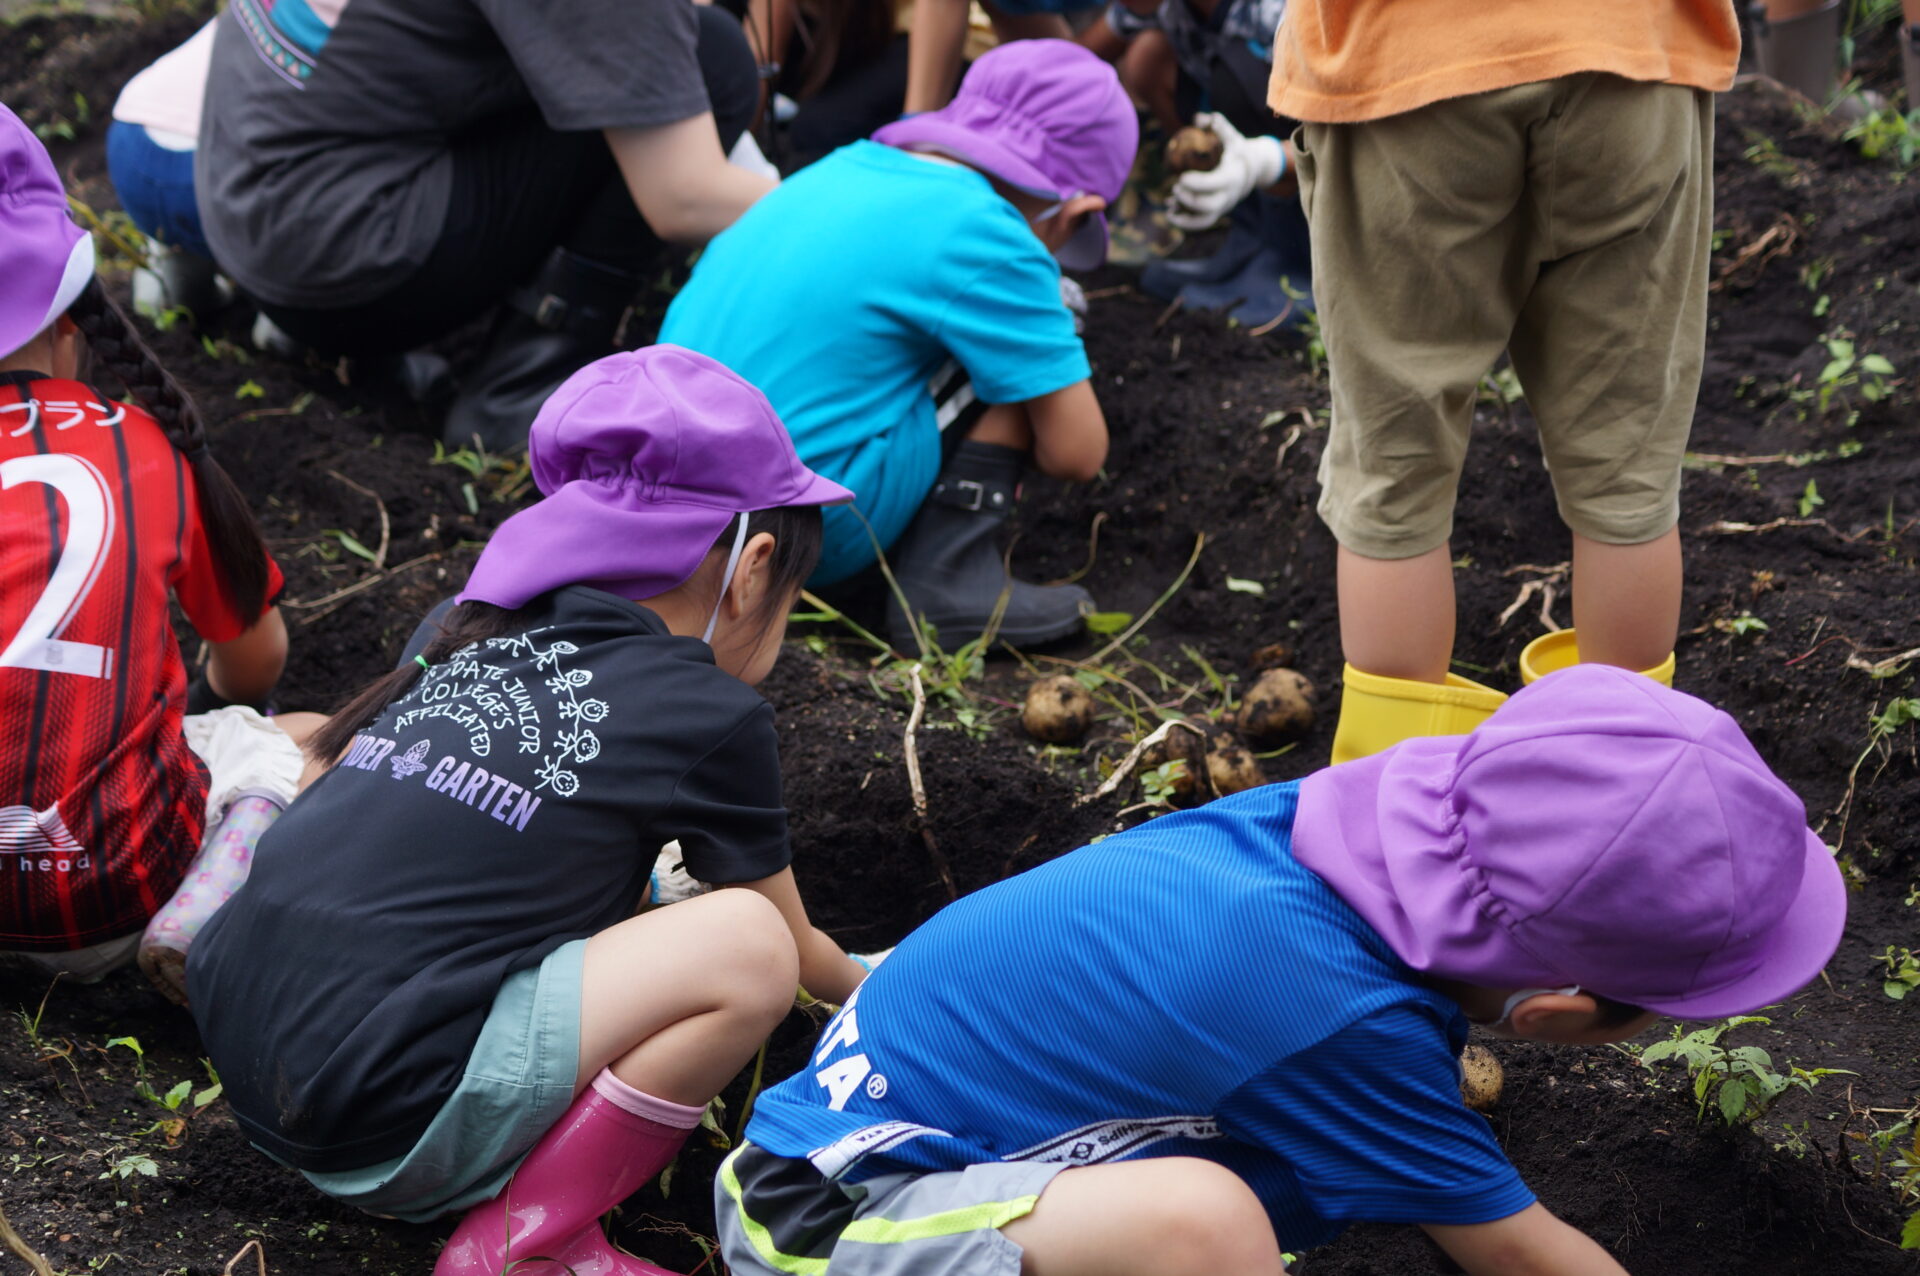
[{"left": 297, "top": 938, "right": 587, "bottom": 1223}]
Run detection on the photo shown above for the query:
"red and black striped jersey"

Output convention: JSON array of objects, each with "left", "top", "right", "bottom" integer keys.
[{"left": 0, "top": 373, "right": 284, "bottom": 951}]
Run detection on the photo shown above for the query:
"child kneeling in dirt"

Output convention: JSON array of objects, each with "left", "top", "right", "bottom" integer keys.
[
  {"left": 660, "top": 40, "right": 1135, "bottom": 651},
  {"left": 715, "top": 666, "right": 1845, "bottom": 1276},
  {"left": 0, "top": 106, "right": 312, "bottom": 1005},
  {"left": 190, "top": 347, "right": 878, "bottom": 1276},
  {"left": 1245, "top": 2, "right": 1741, "bottom": 762}
]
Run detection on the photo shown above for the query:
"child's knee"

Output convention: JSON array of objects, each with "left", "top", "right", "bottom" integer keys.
[
  {"left": 698, "top": 891, "right": 800, "bottom": 1022},
  {"left": 1143, "top": 1160, "right": 1275, "bottom": 1265}
]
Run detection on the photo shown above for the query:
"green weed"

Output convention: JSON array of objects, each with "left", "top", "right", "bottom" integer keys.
[
  {"left": 1639, "top": 1016, "right": 1852, "bottom": 1125},
  {"left": 1879, "top": 947, "right": 1920, "bottom": 1000}
]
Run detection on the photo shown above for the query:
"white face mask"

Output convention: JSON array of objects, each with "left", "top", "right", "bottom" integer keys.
[
  {"left": 1479, "top": 985, "right": 1582, "bottom": 1030},
  {"left": 701, "top": 513, "right": 751, "bottom": 646}
]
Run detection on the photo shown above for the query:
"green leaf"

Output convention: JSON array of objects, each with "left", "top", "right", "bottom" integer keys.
[
  {"left": 106, "top": 1036, "right": 143, "bottom": 1059},
  {"left": 234, "top": 379, "right": 266, "bottom": 400},
  {"left": 162, "top": 1080, "right": 192, "bottom": 1110},
  {"left": 327, "top": 530, "right": 377, "bottom": 563},
  {"left": 1083, "top": 611, "right": 1134, "bottom": 636},
  {"left": 1859, "top": 354, "right": 1896, "bottom": 375},
  {"left": 192, "top": 1082, "right": 223, "bottom": 1109},
  {"left": 1888, "top": 980, "right": 1911, "bottom": 1000},
  {"left": 1224, "top": 576, "right": 1266, "bottom": 596},
  {"left": 1718, "top": 1081, "right": 1749, "bottom": 1123},
  {"left": 1898, "top": 1209, "right": 1920, "bottom": 1249}
]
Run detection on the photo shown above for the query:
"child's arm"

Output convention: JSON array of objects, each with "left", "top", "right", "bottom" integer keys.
[
  {"left": 203, "top": 605, "right": 288, "bottom": 708},
  {"left": 603, "top": 116, "right": 774, "bottom": 245},
  {"left": 730, "top": 868, "right": 867, "bottom": 1004},
  {"left": 1025, "top": 380, "right": 1108, "bottom": 482},
  {"left": 1423, "top": 1204, "right": 1630, "bottom": 1275},
  {"left": 905, "top": 0, "right": 971, "bottom": 114}
]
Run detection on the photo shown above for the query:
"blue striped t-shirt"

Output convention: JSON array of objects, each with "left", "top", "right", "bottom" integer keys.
[{"left": 744, "top": 781, "right": 1534, "bottom": 1249}]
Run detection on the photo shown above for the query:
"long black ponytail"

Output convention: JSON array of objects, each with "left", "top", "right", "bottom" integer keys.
[{"left": 65, "top": 279, "right": 272, "bottom": 621}]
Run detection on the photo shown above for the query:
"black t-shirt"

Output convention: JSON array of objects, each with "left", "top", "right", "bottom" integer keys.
[
  {"left": 197, "top": 0, "right": 710, "bottom": 307},
  {"left": 189, "top": 588, "right": 790, "bottom": 1171}
]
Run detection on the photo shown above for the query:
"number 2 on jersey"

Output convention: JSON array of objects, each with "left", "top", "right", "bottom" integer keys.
[{"left": 1, "top": 453, "right": 116, "bottom": 680}]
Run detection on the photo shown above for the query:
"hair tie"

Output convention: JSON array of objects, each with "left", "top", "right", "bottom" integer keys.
[
  {"left": 184, "top": 441, "right": 212, "bottom": 463},
  {"left": 414, "top": 655, "right": 431, "bottom": 671}
]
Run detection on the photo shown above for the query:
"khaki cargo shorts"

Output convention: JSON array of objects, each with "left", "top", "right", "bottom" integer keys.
[{"left": 1296, "top": 73, "right": 1713, "bottom": 559}]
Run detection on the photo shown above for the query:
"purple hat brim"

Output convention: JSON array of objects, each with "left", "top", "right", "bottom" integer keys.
[
  {"left": 457, "top": 469, "right": 856, "bottom": 611},
  {"left": 1631, "top": 827, "right": 1847, "bottom": 1019},
  {"left": 874, "top": 118, "right": 1108, "bottom": 269}
]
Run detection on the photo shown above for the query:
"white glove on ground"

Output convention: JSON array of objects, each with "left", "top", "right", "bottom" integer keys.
[
  {"left": 648, "top": 841, "right": 712, "bottom": 906},
  {"left": 1169, "top": 113, "right": 1286, "bottom": 232},
  {"left": 850, "top": 947, "right": 894, "bottom": 972}
]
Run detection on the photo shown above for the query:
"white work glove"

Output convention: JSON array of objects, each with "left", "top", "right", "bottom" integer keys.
[
  {"left": 1168, "top": 113, "right": 1286, "bottom": 232},
  {"left": 647, "top": 841, "right": 712, "bottom": 906},
  {"left": 1059, "top": 275, "right": 1088, "bottom": 334}
]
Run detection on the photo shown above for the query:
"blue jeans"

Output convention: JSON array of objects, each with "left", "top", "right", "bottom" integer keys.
[{"left": 106, "top": 121, "right": 213, "bottom": 259}]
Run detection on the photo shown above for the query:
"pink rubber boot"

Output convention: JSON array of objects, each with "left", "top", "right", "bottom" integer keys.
[{"left": 434, "top": 1069, "right": 702, "bottom": 1276}]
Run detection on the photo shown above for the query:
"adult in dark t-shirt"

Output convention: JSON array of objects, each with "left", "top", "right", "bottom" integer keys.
[
  {"left": 196, "top": 0, "right": 770, "bottom": 451},
  {"left": 188, "top": 348, "right": 871, "bottom": 1275}
]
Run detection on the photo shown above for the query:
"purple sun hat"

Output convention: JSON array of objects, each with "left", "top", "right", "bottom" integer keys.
[
  {"left": 1292, "top": 665, "right": 1846, "bottom": 1019},
  {"left": 458, "top": 346, "right": 854, "bottom": 610},
  {"left": 874, "top": 40, "right": 1139, "bottom": 271},
  {"left": 1, "top": 104, "right": 96, "bottom": 358}
]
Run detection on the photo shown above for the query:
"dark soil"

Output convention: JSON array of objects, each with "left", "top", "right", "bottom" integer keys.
[{"left": 4, "top": 11, "right": 1918, "bottom": 1274}]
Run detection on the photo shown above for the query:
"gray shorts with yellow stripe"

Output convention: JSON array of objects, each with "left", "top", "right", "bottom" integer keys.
[{"left": 716, "top": 1142, "right": 1066, "bottom": 1276}]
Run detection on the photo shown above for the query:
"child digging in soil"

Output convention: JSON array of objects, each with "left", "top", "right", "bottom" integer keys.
[
  {"left": 661, "top": 40, "right": 1135, "bottom": 651},
  {"left": 0, "top": 106, "right": 314, "bottom": 1004},
  {"left": 188, "top": 346, "right": 877, "bottom": 1276},
  {"left": 716, "top": 666, "right": 1846, "bottom": 1276},
  {"left": 1254, "top": 2, "right": 1742, "bottom": 762}
]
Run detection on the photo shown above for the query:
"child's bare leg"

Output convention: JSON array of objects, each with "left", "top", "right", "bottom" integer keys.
[
  {"left": 1119, "top": 32, "right": 1182, "bottom": 136},
  {"left": 1000, "top": 1158, "right": 1287, "bottom": 1276},
  {"left": 1570, "top": 526, "right": 1681, "bottom": 671},
  {"left": 1337, "top": 543, "right": 1456, "bottom": 683},
  {"left": 575, "top": 888, "right": 797, "bottom": 1103}
]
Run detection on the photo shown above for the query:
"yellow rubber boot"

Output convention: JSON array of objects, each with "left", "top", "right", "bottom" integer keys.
[
  {"left": 1517, "top": 630, "right": 1675, "bottom": 687},
  {"left": 1330, "top": 664, "right": 1510, "bottom": 765}
]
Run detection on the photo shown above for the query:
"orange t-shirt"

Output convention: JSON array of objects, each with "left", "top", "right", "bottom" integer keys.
[{"left": 1267, "top": 1, "right": 1741, "bottom": 123}]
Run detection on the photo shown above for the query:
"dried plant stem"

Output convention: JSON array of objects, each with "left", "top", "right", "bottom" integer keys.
[
  {"left": 905, "top": 666, "right": 956, "bottom": 901},
  {"left": 1086, "top": 533, "right": 1206, "bottom": 666},
  {"left": 1075, "top": 718, "right": 1206, "bottom": 808},
  {"left": 0, "top": 1200, "right": 55, "bottom": 1276},
  {"left": 326, "top": 469, "right": 391, "bottom": 569}
]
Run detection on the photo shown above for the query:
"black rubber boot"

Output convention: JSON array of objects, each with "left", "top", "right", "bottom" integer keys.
[
  {"left": 885, "top": 441, "right": 1093, "bottom": 650},
  {"left": 442, "top": 248, "right": 641, "bottom": 452}
]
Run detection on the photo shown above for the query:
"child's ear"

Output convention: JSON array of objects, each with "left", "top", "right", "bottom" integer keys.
[
  {"left": 1062, "top": 192, "right": 1108, "bottom": 227},
  {"left": 727, "top": 531, "right": 779, "bottom": 616},
  {"left": 50, "top": 313, "right": 82, "bottom": 381}
]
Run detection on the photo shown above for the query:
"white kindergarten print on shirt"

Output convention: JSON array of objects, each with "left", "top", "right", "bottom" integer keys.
[{"left": 332, "top": 626, "right": 613, "bottom": 833}]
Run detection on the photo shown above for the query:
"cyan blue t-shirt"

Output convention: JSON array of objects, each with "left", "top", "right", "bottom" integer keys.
[
  {"left": 743, "top": 782, "right": 1534, "bottom": 1250},
  {"left": 659, "top": 141, "right": 1091, "bottom": 585}
]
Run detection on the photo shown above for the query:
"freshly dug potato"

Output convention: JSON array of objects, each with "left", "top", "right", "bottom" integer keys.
[
  {"left": 1139, "top": 721, "right": 1208, "bottom": 805},
  {"left": 1236, "top": 668, "right": 1317, "bottom": 748},
  {"left": 1204, "top": 728, "right": 1266, "bottom": 796},
  {"left": 1167, "top": 125, "right": 1224, "bottom": 174},
  {"left": 1459, "top": 1044, "right": 1504, "bottom": 1112},
  {"left": 1248, "top": 641, "right": 1295, "bottom": 673},
  {"left": 1022, "top": 675, "right": 1097, "bottom": 744}
]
